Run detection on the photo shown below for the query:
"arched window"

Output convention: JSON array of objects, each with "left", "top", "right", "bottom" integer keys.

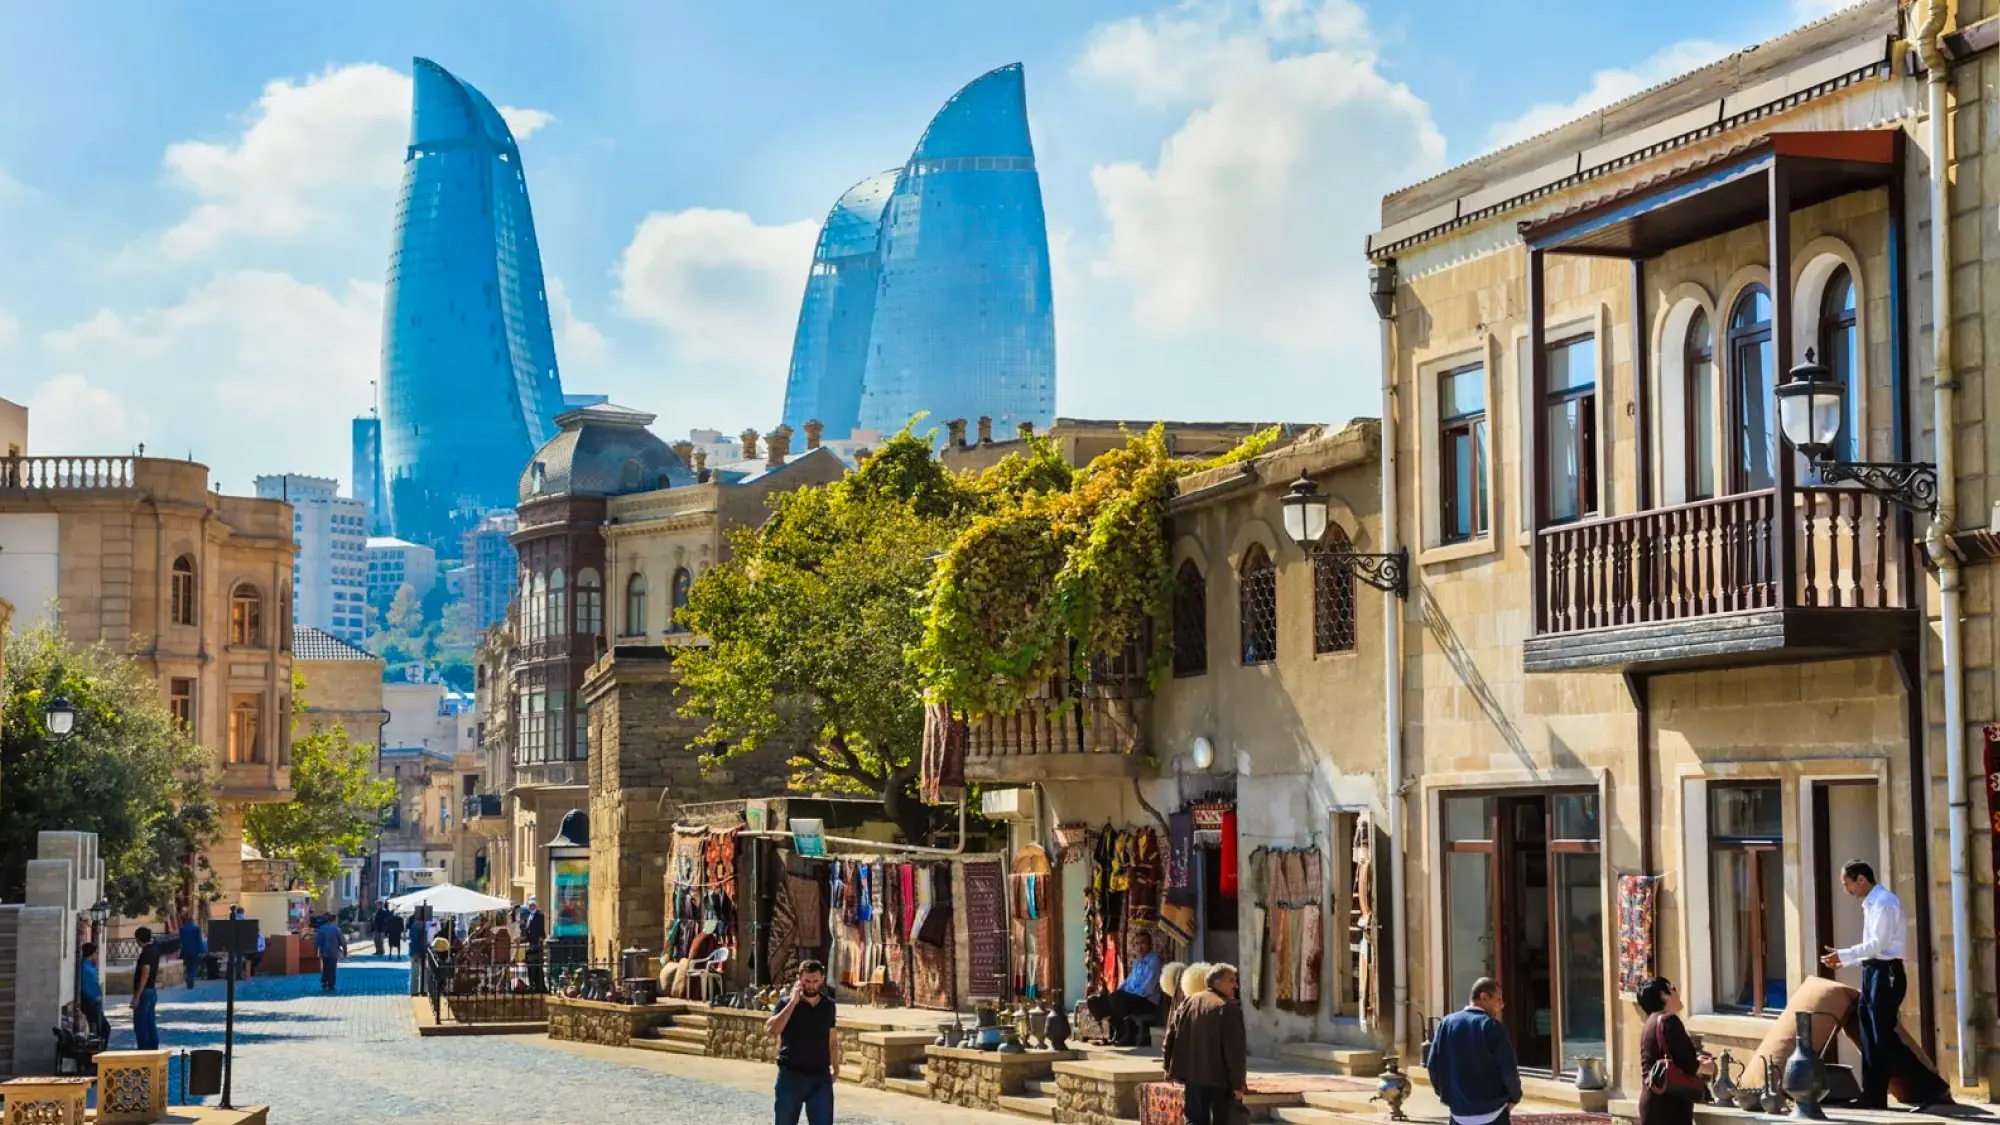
[
  {"left": 669, "top": 567, "right": 692, "bottom": 633},
  {"left": 576, "top": 569, "right": 602, "bottom": 638},
  {"left": 1685, "top": 309, "right": 1717, "bottom": 501},
  {"left": 1171, "top": 560, "right": 1207, "bottom": 677},
  {"left": 624, "top": 573, "right": 649, "bottom": 637},
  {"left": 1311, "top": 525, "right": 1357, "bottom": 654},
  {"left": 519, "top": 574, "right": 533, "bottom": 639},
  {"left": 228, "top": 694, "right": 263, "bottom": 764},
  {"left": 1728, "top": 285, "right": 1775, "bottom": 492},
  {"left": 1239, "top": 545, "right": 1277, "bottom": 665},
  {"left": 229, "top": 583, "right": 263, "bottom": 647},
  {"left": 547, "top": 568, "right": 567, "bottom": 638},
  {"left": 1818, "top": 265, "right": 1859, "bottom": 461},
  {"left": 171, "top": 555, "right": 198, "bottom": 626}
]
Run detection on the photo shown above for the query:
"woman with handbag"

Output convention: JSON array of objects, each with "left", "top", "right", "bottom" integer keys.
[{"left": 1637, "top": 977, "right": 1715, "bottom": 1125}]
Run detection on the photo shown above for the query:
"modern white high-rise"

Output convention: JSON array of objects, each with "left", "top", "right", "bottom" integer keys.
[
  {"left": 367, "top": 536, "right": 440, "bottom": 608},
  {"left": 254, "top": 473, "right": 370, "bottom": 644}
]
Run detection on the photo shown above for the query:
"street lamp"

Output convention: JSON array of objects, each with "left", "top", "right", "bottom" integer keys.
[
  {"left": 1775, "top": 350, "right": 1939, "bottom": 515},
  {"left": 1280, "top": 471, "right": 1409, "bottom": 599},
  {"left": 43, "top": 695, "right": 77, "bottom": 741}
]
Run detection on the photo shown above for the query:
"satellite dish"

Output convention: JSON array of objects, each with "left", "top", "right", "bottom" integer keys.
[{"left": 1191, "top": 735, "right": 1215, "bottom": 772}]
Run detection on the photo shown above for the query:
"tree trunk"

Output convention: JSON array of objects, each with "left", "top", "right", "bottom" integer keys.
[{"left": 880, "top": 759, "right": 935, "bottom": 846}]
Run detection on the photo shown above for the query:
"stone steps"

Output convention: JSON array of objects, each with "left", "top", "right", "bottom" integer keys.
[
  {"left": 660, "top": 1026, "right": 707, "bottom": 1046},
  {"left": 629, "top": 1037, "right": 707, "bottom": 1057},
  {"left": 1272, "top": 1108, "right": 1353, "bottom": 1125},
  {"left": 1275, "top": 1043, "right": 1384, "bottom": 1077},
  {"left": 1027, "top": 1079, "right": 1061, "bottom": 1097},
  {"left": 675, "top": 1013, "right": 712, "bottom": 1030},
  {"left": 996, "top": 1095, "right": 1057, "bottom": 1119},
  {"left": 882, "top": 1077, "right": 930, "bottom": 1098}
]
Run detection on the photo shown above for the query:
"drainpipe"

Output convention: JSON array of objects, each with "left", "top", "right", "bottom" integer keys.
[
  {"left": 1912, "top": 0, "right": 1972, "bottom": 1089},
  {"left": 1370, "top": 260, "right": 1408, "bottom": 1055}
]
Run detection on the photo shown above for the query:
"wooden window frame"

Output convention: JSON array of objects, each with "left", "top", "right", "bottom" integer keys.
[
  {"left": 623, "top": 573, "right": 648, "bottom": 638},
  {"left": 1709, "top": 781, "right": 1784, "bottom": 1016},
  {"left": 170, "top": 556, "right": 198, "bottom": 627},
  {"left": 1684, "top": 310, "right": 1717, "bottom": 501},
  {"left": 1439, "top": 364, "right": 1489, "bottom": 544},
  {"left": 1727, "top": 286, "right": 1775, "bottom": 495},
  {"left": 1817, "top": 266, "right": 1859, "bottom": 462},
  {"left": 1544, "top": 336, "right": 1599, "bottom": 525},
  {"left": 229, "top": 583, "right": 263, "bottom": 648}
]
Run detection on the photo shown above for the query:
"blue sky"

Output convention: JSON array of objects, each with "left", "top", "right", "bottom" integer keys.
[{"left": 0, "top": 0, "right": 1844, "bottom": 492}]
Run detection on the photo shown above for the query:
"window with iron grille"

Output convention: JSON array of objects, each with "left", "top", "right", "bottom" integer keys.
[
  {"left": 1239, "top": 545, "right": 1277, "bottom": 665},
  {"left": 1172, "top": 560, "right": 1208, "bottom": 677},
  {"left": 1311, "top": 525, "right": 1357, "bottom": 654}
]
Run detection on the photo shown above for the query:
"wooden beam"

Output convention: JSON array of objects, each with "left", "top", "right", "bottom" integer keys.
[
  {"left": 1770, "top": 162, "right": 1798, "bottom": 609},
  {"left": 1530, "top": 249, "right": 1550, "bottom": 635}
]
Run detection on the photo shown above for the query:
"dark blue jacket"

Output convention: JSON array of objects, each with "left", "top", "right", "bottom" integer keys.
[{"left": 1424, "top": 1007, "right": 1521, "bottom": 1118}]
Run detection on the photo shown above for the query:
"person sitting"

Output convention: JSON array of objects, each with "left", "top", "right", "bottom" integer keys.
[{"left": 1086, "top": 931, "right": 1164, "bottom": 1047}]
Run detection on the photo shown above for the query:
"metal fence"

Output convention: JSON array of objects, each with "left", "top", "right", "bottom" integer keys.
[{"left": 106, "top": 935, "right": 182, "bottom": 963}]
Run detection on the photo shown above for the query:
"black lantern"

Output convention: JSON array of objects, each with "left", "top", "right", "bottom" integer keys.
[
  {"left": 1775, "top": 351, "right": 1939, "bottom": 517},
  {"left": 43, "top": 695, "right": 77, "bottom": 741},
  {"left": 1369, "top": 261, "right": 1398, "bottom": 321},
  {"left": 1280, "top": 472, "right": 1330, "bottom": 548},
  {"left": 1279, "top": 472, "right": 1409, "bottom": 599},
  {"left": 1774, "top": 349, "right": 1845, "bottom": 461}
]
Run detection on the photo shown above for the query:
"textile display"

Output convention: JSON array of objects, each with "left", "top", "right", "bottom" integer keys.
[
  {"left": 1264, "top": 845, "right": 1324, "bottom": 1011},
  {"left": 964, "top": 857, "right": 1009, "bottom": 999},
  {"left": 1246, "top": 846, "right": 1269, "bottom": 1008},
  {"left": 1615, "top": 873, "right": 1659, "bottom": 996},
  {"left": 1011, "top": 845, "right": 1057, "bottom": 998},
  {"left": 1167, "top": 812, "right": 1195, "bottom": 906},
  {"left": 1350, "top": 815, "right": 1377, "bottom": 1028},
  {"left": 788, "top": 875, "right": 824, "bottom": 949},
  {"left": 1218, "top": 810, "right": 1239, "bottom": 898},
  {"left": 1139, "top": 1082, "right": 1184, "bottom": 1125},
  {"left": 1054, "top": 822, "right": 1093, "bottom": 864},
  {"left": 1085, "top": 824, "right": 1165, "bottom": 998},
  {"left": 767, "top": 869, "right": 801, "bottom": 984},
  {"left": 911, "top": 862, "right": 957, "bottom": 1010},
  {"left": 920, "top": 702, "right": 967, "bottom": 803}
]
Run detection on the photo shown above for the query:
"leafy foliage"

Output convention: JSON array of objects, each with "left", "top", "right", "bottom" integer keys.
[
  {"left": 0, "top": 622, "right": 221, "bottom": 915},
  {"left": 241, "top": 673, "right": 396, "bottom": 892}
]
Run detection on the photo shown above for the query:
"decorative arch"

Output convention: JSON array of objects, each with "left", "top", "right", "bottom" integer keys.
[
  {"left": 1170, "top": 533, "right": 1210, "bottom": 576},
  {"left": 1650, "top": 282, "right": 1719, "bottom": 506},
  {"left": 171, "top": 554, "right": 198, "bottom": 627},
  {"left": 1226, "top": 517, "right": 1283, "bottom": 571},
  {"left": 229, "top": 582, "right": 263, "bottom": 647},
  {"left": 1171, "top": 557, "right": 1208, "bottom": 678},
  {"left": 624, "top": 572, "right": 649, "bottom": 637},
  {"left": 1792, "top": 235, "right": 1868, "bottom": 460},
  {"left": 547, "top": 567, "right": 567, "bottom": 637},
  {"left": 669, "top": 567, "right": 693, "bottom": 633},
  {"left": 576, "top": 568, "right": 602, "bottom": 637},
  {"left": 1311, "top": 522, "right": 1357, "bottom": 654},
  {"left": 1238, "top": 543, "right": 1277, "bottom": 665}
]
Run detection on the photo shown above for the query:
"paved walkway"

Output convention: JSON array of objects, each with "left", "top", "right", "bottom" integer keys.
[{"left": 112, "top": 955, "right": 1017, "bottom": 1125}]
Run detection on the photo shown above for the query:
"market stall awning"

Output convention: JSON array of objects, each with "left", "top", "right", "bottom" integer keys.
[{"left": 387, "top": 883, "right": 511, "bottom": 917}]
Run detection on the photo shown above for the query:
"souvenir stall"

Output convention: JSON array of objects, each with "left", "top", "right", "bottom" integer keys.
[
  {"left": 1248, "top": 843, "right": 1324, "bottom": 1012},
  {"left": 1009, "top": 844, "right": 1057, "bottom": 1000},
  {"left": 659, "top": 824, "right": 741, "bottom": 999},
  {"left": 1057, "top": 822, "right": 1166, "bottom": 1040},
  {"left": 756, "top": 850, "right": 967, "bottom": 1011}
]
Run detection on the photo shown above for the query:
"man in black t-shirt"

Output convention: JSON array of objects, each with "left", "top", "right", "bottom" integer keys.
[
  {"left": 764, "top": 960, "right": 839, "bottom": 1125},
  {"left": 131, "top": 927, "right": 162, "bottom": 1050}
]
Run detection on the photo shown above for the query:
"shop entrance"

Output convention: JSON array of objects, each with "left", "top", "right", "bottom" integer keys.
[{"left": 1441, "top": 790, "right": 1604, "bottom": 1077}]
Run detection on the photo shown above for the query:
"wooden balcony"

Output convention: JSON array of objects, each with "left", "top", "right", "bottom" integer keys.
[
  {"left": 1524, "top": 486, "right": 1919, "bottom": 674},
  {"left": 963, "top": 676, "right": 1149, "bottom": 784}
]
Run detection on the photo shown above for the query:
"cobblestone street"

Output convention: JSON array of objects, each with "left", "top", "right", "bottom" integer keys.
[{"left": 114, "top": 955, "right": 1014, "bottom": 1125}]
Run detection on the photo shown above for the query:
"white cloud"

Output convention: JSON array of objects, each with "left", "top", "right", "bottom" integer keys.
[
  {"left": 150, "top": 63, "right": 554, "bottom": 262},
  {"left": 546, "top": 276, "right": 607, "bottom": 370},
  {"left": 613, "top": 207, "right": 817, "bottom": 395},
  {"left": 36, "top": 271, "right": 382, "bottom": 487},
  {"left": 1079, "top": 0, "right": 1445, "bottom": 353},
  {"left": 1485, "top": 39, "right": 1734, "bottom": 152},
  {"left": 0, "top": 310, "right": 18, "bottom": 351}
]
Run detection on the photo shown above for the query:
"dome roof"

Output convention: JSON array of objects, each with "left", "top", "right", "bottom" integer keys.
[{"left": 519, "top": 402, "right": 693, "bottom": 501}]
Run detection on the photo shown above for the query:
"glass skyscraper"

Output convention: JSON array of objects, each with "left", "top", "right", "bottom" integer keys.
[
  {"left": 380, "top": 57, "right": 564, "bottom": 554},
  {"left": 781, "top": 63, "right": 1056, "bottom": 442},
  {"left": 780, "top": 171, "right": 896, "bottom": 440}
]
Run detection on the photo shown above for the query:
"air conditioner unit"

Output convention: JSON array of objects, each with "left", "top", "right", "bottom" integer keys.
[{"left": 981, "top": 788, "right": 1034, "bottom": 821}]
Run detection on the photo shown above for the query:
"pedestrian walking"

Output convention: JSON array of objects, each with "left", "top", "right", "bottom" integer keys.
[
  {"left": 386, "top": 909, "right": 405, "bottom": 957},
  {"left": 129, "top": 927, "right": 161, "bottom": 1051},
  {"left": 1162, "top": 963, "right": 1247, "bottom": 1125},
  {"left": 1820, "top": 860, "right": 1950, "bottom": 1107},
  {"left": 520, "top": 896, "right": 547, "bottom": 992},
  {"left": 1635, "top": 978, "right": 1712, "bottom": 1125},
  {"left": 764, "top": 960, "right": 839, "bottom": 1125},
  {"left": 177, "top": 915, "right": 205, "bottom": 988},
  {"left": 372, "top": 905, "right": 392, "bottom": 956},
  {"left": 1087, "top": 930, "right": 1165, "bottom": 1046},
  {"left": 77, "top": 942, "right": 110, "bottom": 1040},
  {"left": 1425, "top": 978, "right": 1521, "bottom": 1125},
  {"left": 315, "top": 914, "right": 346, "bottom": 992}
]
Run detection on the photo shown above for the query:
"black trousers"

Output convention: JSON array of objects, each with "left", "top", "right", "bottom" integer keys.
[
  {"left": 1087, "top": 992, "right": 1157, "bottom": 1043},
  {"left": 1182, "top": 1085, "right": 1235, "bottom": 1125},
  {"left": 1858, "top": 960, "right": 1921, "bottom": 1108},
  {"left": 321, "top": 957, "right": 339, "bottom": 990}
]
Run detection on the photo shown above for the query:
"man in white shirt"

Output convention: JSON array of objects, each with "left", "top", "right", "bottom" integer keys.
[{"left": 1819, "top": 860, "right": 1944, "bottom": 1108}]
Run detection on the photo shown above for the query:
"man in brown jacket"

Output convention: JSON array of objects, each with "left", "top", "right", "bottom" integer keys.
[{"left": 1163, "top": 963, "right": 1247, "bottom": 1125}]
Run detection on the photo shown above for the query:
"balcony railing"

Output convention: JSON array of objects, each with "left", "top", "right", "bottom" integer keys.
[
  {"left": 0, "top": 456, "right": 135, "bottom": 491},
  {"left": 964, "top": 673, "right": 1148, "bottom": 783},
  {"left": 1535, "top": 486, "right": 1911, "bottom": 636},
  {"left": 463, "top": 794, "right": 504, "bottom": 822}
]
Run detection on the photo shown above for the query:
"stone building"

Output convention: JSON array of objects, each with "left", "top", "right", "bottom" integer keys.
[
  {"left": 0, "top": 432, "right": 296, "bottom": 904},
  {"left": 294, "top": 626, "right": 387, "bottom": 747},
  {"left": 582, "top": 427, "right": 844, "bottom": 954},
  {"left": 964, "top": 420, "right": 1386, "bottom": 1056},
  {"left": 1360, "top": 0, "right": 1998, "bottom": 1094},
  {"left": 939, "top": 416, "right": 1298, "bottom": 475}
]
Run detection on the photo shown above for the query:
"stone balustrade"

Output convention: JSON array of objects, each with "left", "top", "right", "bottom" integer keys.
[
  {"left": 1052, "top": 1057, "right": 1165, "bottom": 1125},
  {"left": 924, "top": 1045, "right": 1081, "bottom": 1110},
  {"left": 546, "top": 995, "right": 673, "bottom": 1046}
]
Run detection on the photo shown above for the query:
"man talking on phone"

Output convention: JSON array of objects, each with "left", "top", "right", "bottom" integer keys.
[{"left": 765, "top": 960, "right": 839, "bottom": 1125}]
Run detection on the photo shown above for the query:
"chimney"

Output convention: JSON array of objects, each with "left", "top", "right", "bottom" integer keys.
[
  {"left": 740, "top": 428, "right": 759, "bottom": 462},
  {"left": 946, "top": 419, "right": 968, "bottom": 448},
  {"left": 803, "top": 419, "right": 824, "bottom": 451},
  {"left": 671, "top": 440, "right": 695, "bottom": 468},
  {"left": 1018, "top": 421, "right": 1035, "bottom": 439},
  {"left": 766, "top": 424, "right": 793, "bottom": 467},
  {"left": 977, "top": 416, "right": 993, "bottom": 444}
]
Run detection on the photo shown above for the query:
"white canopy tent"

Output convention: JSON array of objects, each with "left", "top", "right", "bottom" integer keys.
[{"left": 386, "top": 883, "right": 512, "bottom": 917}]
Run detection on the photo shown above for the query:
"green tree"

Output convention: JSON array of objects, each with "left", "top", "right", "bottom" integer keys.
[
  {"left": 0, "top": 622, "right": 221, "bottom": 915},
  {"left": 241, "top": 674, "right": 396, "bottom": 892},
  {"left": 677, "top": 432, "right": 979, "bottom": 843},
  {"left": 386, "top": 583, "right": 424, "bottom": 637}
]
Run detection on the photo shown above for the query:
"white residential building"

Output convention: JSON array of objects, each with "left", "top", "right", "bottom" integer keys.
[
  {"left": 366, "top": 536, "right": 439, "bottom": 608},
  {"left": 255, "top": 473, "right": 369, "bottom": 644}
]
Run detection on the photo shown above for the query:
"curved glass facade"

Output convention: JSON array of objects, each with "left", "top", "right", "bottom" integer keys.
[
  {"left": 780, "top": 171, "right": 896, "bottom": 440},
  {"left": 380, "top": 57, "right": 564, "bottom": 554}
]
